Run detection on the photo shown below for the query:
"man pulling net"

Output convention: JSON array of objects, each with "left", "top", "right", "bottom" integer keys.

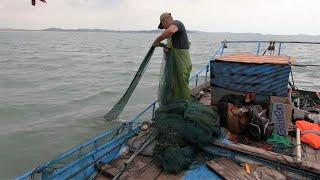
[
  {"left": 105, "top": 12, "right": 221, "bottom": 174},
  {"left": 153, "top": 12, "right": 192, "bottom": 104},
  {"left": 152, "top": 13, "right": 221, "bottom": 174}
]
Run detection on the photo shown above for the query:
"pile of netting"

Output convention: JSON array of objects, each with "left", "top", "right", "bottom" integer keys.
[
  {"left": 153, "top": 99, "right": 221, "bottom": 174},
  {"left": 153, "top": 43, "right": 221, "bottom": 174},
  {"left": 102, "top": 42, "right": 222, "bottom": 173}
]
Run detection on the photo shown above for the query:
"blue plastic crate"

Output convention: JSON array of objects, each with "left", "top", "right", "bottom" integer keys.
[{"left": 210, "top": 61, "right": 291, "bottom": 97}]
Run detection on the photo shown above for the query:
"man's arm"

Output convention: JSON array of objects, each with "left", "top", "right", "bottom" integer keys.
[{"left": 153, "top": 25, "right": 178, "bottom": 46}]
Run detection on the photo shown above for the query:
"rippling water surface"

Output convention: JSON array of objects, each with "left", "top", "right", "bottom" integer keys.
[{"left": 0, "top": 31, "right": 319, "bottom": 178}]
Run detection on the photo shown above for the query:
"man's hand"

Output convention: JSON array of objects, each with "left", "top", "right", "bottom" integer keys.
[
  {"left": 153, "top": 40, "right": 160, "bottom": 47},
  {"left": 153, "top": 24, "right": 179, "bottom": 47}
]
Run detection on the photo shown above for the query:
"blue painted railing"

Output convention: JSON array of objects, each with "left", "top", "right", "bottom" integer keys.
[
  {"left": 189, "top": 43, "right": 224, "bottom": 86},
  {"left": 17, "top": 40, "right": 320, "bottom": 179},
  {"left": 17, "top": 125, "right": 140, "bottom": 179},
  {"left": 220, "top": 40, "right": 320, "bottom": 56}
]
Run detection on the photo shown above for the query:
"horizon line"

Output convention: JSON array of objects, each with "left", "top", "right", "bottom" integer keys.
[{"left": 0, "top": 27, "right": 319, "bottom": 36}]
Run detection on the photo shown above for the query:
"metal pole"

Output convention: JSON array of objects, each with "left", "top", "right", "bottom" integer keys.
[
  {"left": 152, "top": 103, "right": 156, "bottom": 119},
  {"left": 221, "top": 40, "right": 320, "bottom": 45},
  {"left": 94, "top": 140, "right": 98, "bottom": 150},
  {"left": 195, "top": 75, "right": 198, "bottom": 86},
  {"left": 220, "top": 46, "right": 225, "bottom": 56},
  {"left": 112, "top": 132, "right": 155, "bottom": 180},
  {"left": 205, "top": 64, "right": 209, "bottom": 82},
  {"left": 256, "top": 42, "right": 261, "bottom": 55},
  {"left": 278, "top": 42, "right": 282, "bottom": 55}
]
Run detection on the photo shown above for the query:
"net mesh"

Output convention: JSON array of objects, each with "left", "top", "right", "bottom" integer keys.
[
  {"left": 153, "top": 45, "right": 221, "bottom": 174},
  {"left": 104, "top": 46, "right": 156, "bottom": 121}
]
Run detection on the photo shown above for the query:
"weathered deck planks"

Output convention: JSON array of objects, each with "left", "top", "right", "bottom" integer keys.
[{"left": 206, "top": 157, "right": 256, "bottom": 180}]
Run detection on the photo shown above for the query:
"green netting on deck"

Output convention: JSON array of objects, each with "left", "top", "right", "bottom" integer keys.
[
  {"left": 153, "top": 42, "right": 221, "bottom": 174},
  {"left": 102, "top": 40, "right": 221, "bottom": 174},
  {"left": 153, "top": 100, "right": 221, "bottom": 174}
]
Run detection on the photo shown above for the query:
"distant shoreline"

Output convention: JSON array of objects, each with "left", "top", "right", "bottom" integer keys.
[
  {"left": 0, "top": 28, "right": 203, "bottom": 34},
  {"left": 0, "top": 28, "right": 318, "bottom": 36}
]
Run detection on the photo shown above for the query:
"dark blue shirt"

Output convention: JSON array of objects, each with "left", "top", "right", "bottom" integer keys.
[{"left": 172, "top": 20, "right": 190, "bottom": 49}]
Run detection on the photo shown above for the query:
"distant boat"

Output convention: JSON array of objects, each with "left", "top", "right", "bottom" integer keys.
[
  {"left": 17, "top": 40, "right": 320, "bottom": 180},
  {"left": 31, "top": 0, "right": 46, "bottom": 6}
]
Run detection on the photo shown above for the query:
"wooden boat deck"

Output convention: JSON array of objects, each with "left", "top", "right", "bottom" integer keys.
[
  {"left": 94, "top": 153, "right": 187, "bottom": 180},
  {"left": 95, "top": 86, "right": 320, "bottom": 180},
  {"left": 290, "top": 135, "right": 320, "bottom": 164}
]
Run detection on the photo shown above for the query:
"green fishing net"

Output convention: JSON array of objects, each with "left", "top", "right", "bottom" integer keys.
[
  {"left": 266, "top": 134, "right": 294, "bottom": 148},
  {"left": 102, "top": 40, "right": 221, "bottom": 173},
  {"left": 153, "top": 100, "right": 221, "bottom": 174},
  {"left": 153, "top": 146, "right": 195, "bottom": 174},
  {"left": 104, "top": 46, "right": 155, "bottom": 121},
  {"left": 158, "top": 38, "right": 192, "bottom": 105},
  {"left": 153, "top": 41, "right": 221, "bottom": 174},
  {"left": 266, "top": 134, "right": 294, "bottom": 155}
]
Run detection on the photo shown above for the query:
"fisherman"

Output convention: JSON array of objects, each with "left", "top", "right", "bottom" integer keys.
[{"left": 153, "top": 12, "right": 192, "bottom": 101}]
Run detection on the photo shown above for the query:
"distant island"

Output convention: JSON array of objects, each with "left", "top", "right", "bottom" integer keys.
[
  {"left": 41, "top": 28, "right": 205, "bottom": 34},
  {"left": 42, "top": 28, "right": 158, "bottom": 33},
  {"left": 0, "top": 27, "right": 205, "bottom": 34},
  {"left": 2, "top": 28, "right": 316, "bottom": 36}
]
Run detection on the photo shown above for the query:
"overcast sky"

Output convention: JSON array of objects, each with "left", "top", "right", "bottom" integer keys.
[{"left": 0, "top": 0, "right": 319, "bottom": 35}]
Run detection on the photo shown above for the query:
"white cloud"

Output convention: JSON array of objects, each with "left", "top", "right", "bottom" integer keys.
[{"left": 0, "top": 0, "right": 319, "bottom": 35}]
